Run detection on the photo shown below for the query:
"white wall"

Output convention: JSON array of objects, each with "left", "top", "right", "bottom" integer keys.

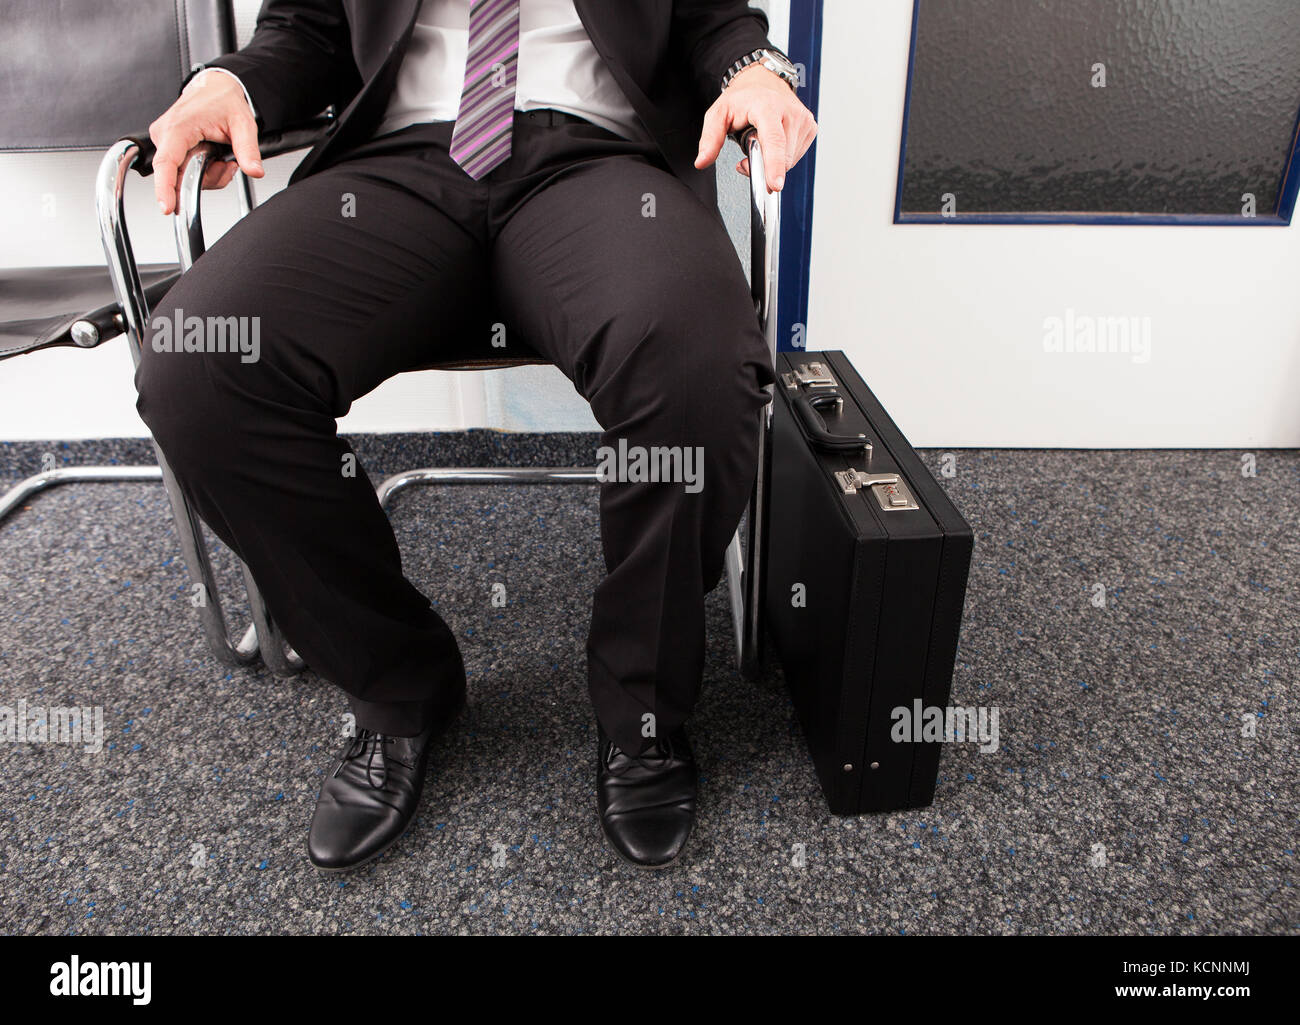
[
  {"left": 11, "top": 1, "right": 1295, "bottom": 448},
  {"left": 807, "top": 0, "right": 1300, "bottom": 448},
  {"left": 0, "top": 0, "right": 787, "bottom": 442}
]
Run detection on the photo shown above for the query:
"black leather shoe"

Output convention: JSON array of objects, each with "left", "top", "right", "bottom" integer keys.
[
  {"left": 307, "top": 681, "right": 465, "bottom": 873},
  {"left": 597, "top": 723, "right": 697, "bottom": 869}
]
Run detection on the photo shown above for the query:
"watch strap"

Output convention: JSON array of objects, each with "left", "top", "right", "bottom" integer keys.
[{"left": 721, "top": 47, "right": 799, "bottom": 93}]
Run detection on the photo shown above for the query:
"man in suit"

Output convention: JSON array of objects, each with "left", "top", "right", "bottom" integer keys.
[{"left": 140, "top": 0, "right": 816, "bottom": 871}]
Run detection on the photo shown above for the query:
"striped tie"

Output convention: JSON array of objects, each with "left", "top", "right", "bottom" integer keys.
[{"left": 450, "top": 0, "right": 521, "bottom": 179}]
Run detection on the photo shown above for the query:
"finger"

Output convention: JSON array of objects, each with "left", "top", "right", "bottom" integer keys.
[
  {"left": 737, "top": 156, "right": 751, "bottom": 178},
  {"left": 202, "top": 161, "right": 238, "bottom": 191},
  {"left": 695, "top": 101, "right": 731, "bottom": 169},
  {"left": 753, "top": 114, "right": 788, "bottom": 192},
  {"left": 169, "top": 143, "right": 211, "bottom": 213},
  {"left": 228, "top": 112, "right": 265, "bottom": 179},
  {"left": 152, "top": 127, "right": 197, "bottom": 215},
  {"left": 791, "top": 117, "right": 818, "bottom": 168}
]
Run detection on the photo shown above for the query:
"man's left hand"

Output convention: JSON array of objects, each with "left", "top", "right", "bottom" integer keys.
[{"left": 695, "top": 64, "right": 818, "bottom": 193}]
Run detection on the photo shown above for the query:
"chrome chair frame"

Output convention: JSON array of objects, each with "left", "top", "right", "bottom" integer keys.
[{"left": 76, "top": 125, "right": 779, "bottom": 679}]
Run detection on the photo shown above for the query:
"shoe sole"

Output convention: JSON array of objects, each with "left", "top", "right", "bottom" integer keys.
[{"left": 309, "top": 689, "right": 467, "bottom": 875}]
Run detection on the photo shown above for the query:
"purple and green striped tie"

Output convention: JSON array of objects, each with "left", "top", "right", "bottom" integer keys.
[{"left": 449, "top": 0, "right": 521, "bottom": 180}]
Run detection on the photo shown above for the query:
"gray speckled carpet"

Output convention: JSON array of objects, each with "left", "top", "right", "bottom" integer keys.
[{"left": 0, "top": 434, "right": 1296, "bottom": 935}]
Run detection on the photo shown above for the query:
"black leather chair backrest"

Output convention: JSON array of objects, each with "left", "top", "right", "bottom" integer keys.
[{"left": 0, "top": 0, "right": 236, "bottom": 151}]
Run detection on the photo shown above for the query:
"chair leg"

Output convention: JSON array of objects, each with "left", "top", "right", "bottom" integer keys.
[
  {"left": 375, "top": 463, "right": 766, "bottom": 679},
  {"left": 240, "top": 562, "right": 305, "bottom": 678},
  {"left": 0, "top": 465, "right": 162, "bottom": 523},
  {"left": 152, "top": 450, "right": 304, "bottom": 674},
  {"left": 738, "top": 403, "right": 773, "bottom": 682},
  {"left": 3, "top": 454, "right": 758, "bottom": 676},
  {"left": 150, "top": 441, "right": 261, "bottom": 667},
  {"left": 725, "top": 526, "right": 746, "bottom": 671},
  {"left": 375, "top": 465, "right": 601, "bottom": 510},
  {"left": 738, "top": 126, "right": 780, "bottom": 682},
  {"left": 91, "top": 139, "right": 273, "bottom": 672}
]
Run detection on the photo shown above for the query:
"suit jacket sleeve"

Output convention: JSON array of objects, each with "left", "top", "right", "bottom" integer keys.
[
  {"left": 670, "top": 0, "right": 779, "bottom": 115},
  {"left": 206, "top": 0, "right": 361, "bottom": 131}
]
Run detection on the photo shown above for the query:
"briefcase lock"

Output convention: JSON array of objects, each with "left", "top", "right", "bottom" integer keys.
[
  {"left": 834, "top": 469, "right": 920, "bottom": 511},
  {"left": 782, "top": 361, "right": 837, "bottom": 390}
]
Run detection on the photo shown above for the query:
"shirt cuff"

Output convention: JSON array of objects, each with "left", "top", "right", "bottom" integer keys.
[{"left": 187, "top": 66, "right": 259, "bottom": 124}]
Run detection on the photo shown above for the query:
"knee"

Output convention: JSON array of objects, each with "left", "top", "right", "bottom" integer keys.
[
  {"left": 596, "top": 274, "right": 773, "bottom": 441},
  {"left": 662, "top": 311, "right": 772, "bottom": 446},
  {"left": 134, "top": 293, "right": 244, "bottom": 470}
]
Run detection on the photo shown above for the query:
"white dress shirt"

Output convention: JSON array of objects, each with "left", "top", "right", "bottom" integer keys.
[{"left": 375, "top": 0, "right": 651, "bottom": 142}]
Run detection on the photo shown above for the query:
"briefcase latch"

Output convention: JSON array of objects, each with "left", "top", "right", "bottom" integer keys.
[
  {"left": 782, "top": 361, "right": 837, "bottom": 390},
  {"left": 834, "top": 469, "right": 920, "bottom": 511}
]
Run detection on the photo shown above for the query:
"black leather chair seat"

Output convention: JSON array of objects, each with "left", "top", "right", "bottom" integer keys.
[{"left": 0, "top": 263, "right": 178, "bottom": 359}]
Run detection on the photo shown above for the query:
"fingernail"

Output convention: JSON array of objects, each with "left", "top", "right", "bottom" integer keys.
[
  {"left": 158, "top": 201, "right": 167, "bottom": 214},
  {"left": 775, "top": 175, "right": 785, "bottom": 190}
]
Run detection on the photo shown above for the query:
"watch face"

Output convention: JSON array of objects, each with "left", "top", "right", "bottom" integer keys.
[
  {"left": 762, "top": 54, "right": 797, "bottom": 85},
  {"left": 763, "top": 51, "right": 795, "bottom": 76}
]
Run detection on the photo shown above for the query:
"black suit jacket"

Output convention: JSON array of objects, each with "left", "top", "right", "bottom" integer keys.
[{"left": 210, "top": 0, "right": 776, "bottom": 211}]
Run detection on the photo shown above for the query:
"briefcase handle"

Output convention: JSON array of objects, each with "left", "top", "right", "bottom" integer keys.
[{"left": 792, "top": 390, "right": 870, "bottom": 453}]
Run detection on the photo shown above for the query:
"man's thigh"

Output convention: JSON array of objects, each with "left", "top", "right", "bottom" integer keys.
[
  {"left": 488, "top": 151, "right": 772, "bottom": 429},
  {"left": 139, "top": 140, "right": 490, "bottom": 418}
]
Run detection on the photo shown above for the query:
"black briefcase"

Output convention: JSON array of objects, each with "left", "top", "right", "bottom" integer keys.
[{"left": 763, "top": 351, "right": 974, "bottom": 814}]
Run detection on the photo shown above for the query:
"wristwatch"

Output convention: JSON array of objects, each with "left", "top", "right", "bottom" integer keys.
[{"left": 721, "top": 48, "right": 800, "bottom": 93}]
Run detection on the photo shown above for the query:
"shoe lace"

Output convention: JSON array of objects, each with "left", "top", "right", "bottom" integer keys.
[
  {"left": 605, "top": 733, "right": 676, "bottom": 775},
  {"left": 334, "top": 729, "right": 395, "bottom": 789}
]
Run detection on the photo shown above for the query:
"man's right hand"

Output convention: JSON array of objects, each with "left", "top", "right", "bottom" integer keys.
[{"left": 149, "top": 69, "right": 265, "bottom": 215}]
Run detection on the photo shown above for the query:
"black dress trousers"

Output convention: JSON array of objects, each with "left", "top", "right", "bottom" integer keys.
[{"left": 135, "top": 111, "right": 774, "bottom": 755}]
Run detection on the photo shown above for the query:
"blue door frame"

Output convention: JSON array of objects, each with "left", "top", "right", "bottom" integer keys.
[{"left": 777, "top": 0, "right": 823, "bottom": 352}]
